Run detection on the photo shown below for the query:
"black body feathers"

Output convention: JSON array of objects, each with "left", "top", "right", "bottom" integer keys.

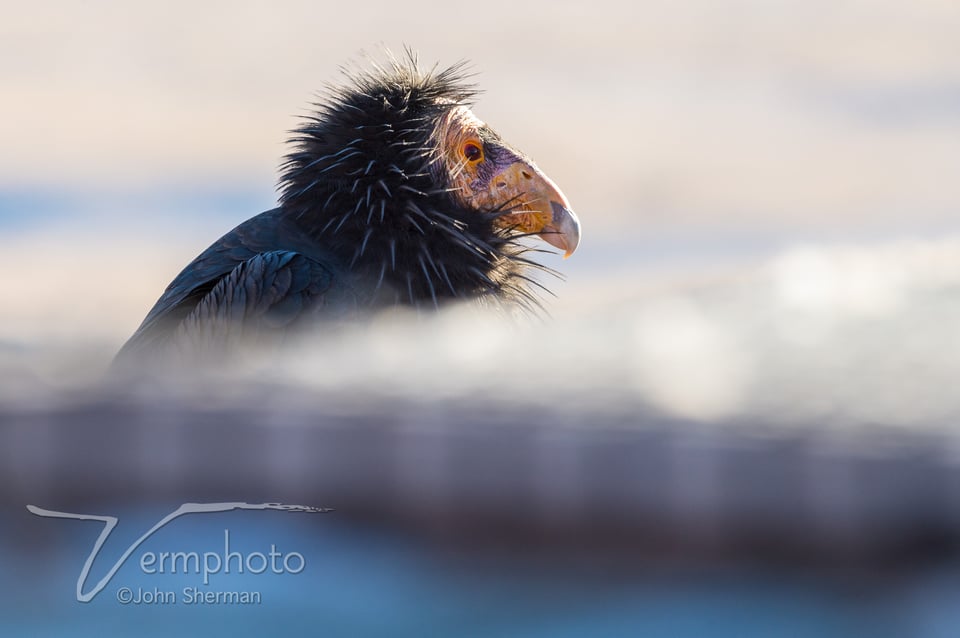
[{"left": 117, "top": 57, "right": 546, "bottom": 362}]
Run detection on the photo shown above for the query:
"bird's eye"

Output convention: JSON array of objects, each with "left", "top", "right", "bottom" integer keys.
[{"left": 461, "top": 141, "right": 483, "bottom": 163}]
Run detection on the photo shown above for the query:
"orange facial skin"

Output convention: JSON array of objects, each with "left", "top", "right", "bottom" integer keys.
[{"left": 434, "top": 106, "right": 580, "bottom": 257}]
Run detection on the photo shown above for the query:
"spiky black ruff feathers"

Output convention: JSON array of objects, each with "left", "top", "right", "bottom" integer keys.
[{"left": 278, "top": 57, "right": 555, "bottom": 312}]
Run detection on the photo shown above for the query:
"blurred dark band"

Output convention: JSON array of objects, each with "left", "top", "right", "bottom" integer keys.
[{"left": 3, "top": 392, "right": 958, "bottom": 569}]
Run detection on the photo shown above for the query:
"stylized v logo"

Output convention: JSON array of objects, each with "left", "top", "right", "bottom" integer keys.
[{"left": 27, "top": 502, "right": 331, "bottom": 602}]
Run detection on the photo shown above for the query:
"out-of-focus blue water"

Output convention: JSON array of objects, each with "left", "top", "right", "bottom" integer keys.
[{"left": 5, "top": 501, "right": 957, "bottom": 638}]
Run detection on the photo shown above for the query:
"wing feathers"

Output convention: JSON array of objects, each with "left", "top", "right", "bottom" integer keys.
[{"left": 176, "top": 250, "right": 333, "bottom": 348}]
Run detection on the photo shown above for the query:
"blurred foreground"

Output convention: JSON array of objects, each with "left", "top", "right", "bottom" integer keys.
[{"left": 3, "top": 233, "right": 960, "bottom": 637}]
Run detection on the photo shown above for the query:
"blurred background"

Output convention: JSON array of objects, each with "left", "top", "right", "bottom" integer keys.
[{"left": 2, "top": 1, "right": 960, "bottom": 636}]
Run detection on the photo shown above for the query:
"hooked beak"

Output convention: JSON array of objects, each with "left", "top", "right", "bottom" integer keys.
[{"left": 492, "top": 161, "right": 581, "bottom": 258}]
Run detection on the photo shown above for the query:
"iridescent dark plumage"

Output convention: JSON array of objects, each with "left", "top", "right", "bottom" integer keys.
[{"left": 116, "top": 56, "right": 578, "bottom": 361}]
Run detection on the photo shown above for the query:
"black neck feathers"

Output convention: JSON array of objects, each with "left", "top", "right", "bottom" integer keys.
[{"left": 277, "top": 59, "right": 546, "bottom": 310}]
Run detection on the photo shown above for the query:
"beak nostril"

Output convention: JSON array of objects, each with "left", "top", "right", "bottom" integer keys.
[
  {"left": 496, "top": 181, "right": 507, "bottom": 189},
  {"left": 521, "top": 170, "right": 532, "bottom": 180}
]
